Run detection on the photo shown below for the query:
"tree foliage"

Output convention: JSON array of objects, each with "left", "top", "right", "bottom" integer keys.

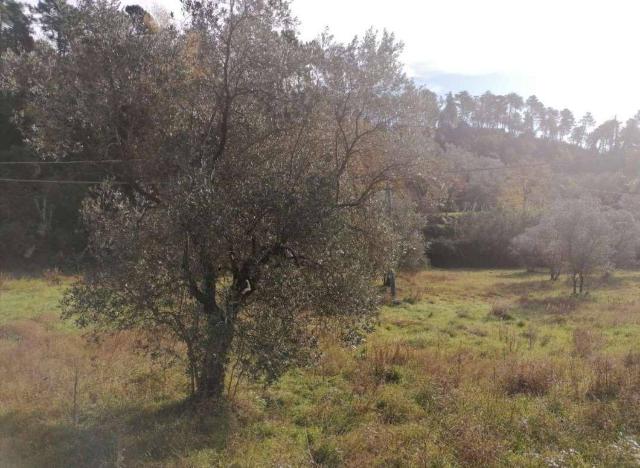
[
  {"left": 513, "top": 198, "right": 617, "bottom": 293},
  {"left": 4, "top": 0, "right": 435, "bottom": 400}
]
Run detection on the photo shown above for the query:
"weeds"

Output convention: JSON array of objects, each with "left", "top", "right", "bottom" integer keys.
[
  {"left": 573, "top": 327, "right": 606, "bottom": 358},
  {"left": 42, "top": 267, "right": 62, "bottom": 286},
  {"left": 488, "top": 302, "right": 514, "bottom": 321},
  {"left": 499, "top": 360, "right": 558, "bottom": 396},
  {"left": 587, "top": 357, "right": 622, "bottom": 401}
]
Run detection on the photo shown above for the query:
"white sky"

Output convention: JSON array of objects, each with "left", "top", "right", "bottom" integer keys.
[{"left": 134, "top": 0, "right": 640, "bottom": 121}]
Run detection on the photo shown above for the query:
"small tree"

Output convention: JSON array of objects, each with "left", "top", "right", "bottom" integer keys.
[
  {"left": 511, "top": 222, "right": 562, "bottom": 280},
  {"left": 606, "top": 209, "right": 640, "bottom": 268},
  {"left": 530, "top": 198, "right": 613, "bottom": 294}
]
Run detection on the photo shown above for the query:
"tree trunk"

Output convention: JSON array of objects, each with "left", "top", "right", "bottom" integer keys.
[
  {"left": 387, "top": 270, "right": 396, "bottom": 302},
  {"left": 572, "top": 273, "right": 577, "bottom": 295},
  {"left": 195, "top": 315, "right": 234, "bottom": 401},
  {"left": 579, "top": 273, "right": 584, "bottom": 295}
]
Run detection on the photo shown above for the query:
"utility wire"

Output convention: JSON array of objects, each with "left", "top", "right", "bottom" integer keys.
[
  {"left": 0, "top": 159, "right": 146, "bottom": 166},
  {"left": 0, "top": 158, "right": 147, "bottom": 184},
  {"left": 0, "top": 158, "right": 551, "bottom": 171},
  {"left": 579, "top": 188, "right": 640, "bottom": 197},
  {"left": 0, "top": 178, "right": 130, "bottom": 185},
  {"left": 443, "top": 162, "right": 552, "bottom": 174},
  {"left": 0, "top": 160, "right": 633, "bottom": 193}
]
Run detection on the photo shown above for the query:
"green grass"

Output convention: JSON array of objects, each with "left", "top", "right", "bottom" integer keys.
[
  {"left": 0, "top": 275, "right": 71, "bottom": 325},
  {"left": 2, "top": 269, "right": 640, "bottom": 466}
]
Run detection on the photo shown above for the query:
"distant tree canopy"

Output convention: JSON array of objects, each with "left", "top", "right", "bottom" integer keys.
[
  {"left": 436, "top": 91, "right": 640, "bottom": 157},
  {"left": 0, "top": 0, "right": 33, "bottom": 54},
  {"left": 1, "top": 0, "right": 87, "bottom": 269}
]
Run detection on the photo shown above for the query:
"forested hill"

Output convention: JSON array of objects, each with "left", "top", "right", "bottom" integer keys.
[
  {"left": 1, "top": 0, "right": 639, "bottom": 270},
  {"left": 426, "top": 94, "right": 640, "bottom": 269},
  {"left": 436, "top": 92, "right": 638, "bottom": 168}
]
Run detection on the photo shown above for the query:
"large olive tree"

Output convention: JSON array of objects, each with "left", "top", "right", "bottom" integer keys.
[{"left": 3, "top": 0, "right": 433, "bottom": 400}]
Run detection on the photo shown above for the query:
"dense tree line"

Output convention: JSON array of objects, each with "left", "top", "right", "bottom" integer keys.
[
  {"left": 437, "top": 90, "right": 640, "bottom": 157},
  {"left": 0, "top": 0, "right": 89, "bottom": 269}
]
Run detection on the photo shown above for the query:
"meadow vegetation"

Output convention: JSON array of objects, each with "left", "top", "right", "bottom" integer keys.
[{"left": 2, "top": 268, "right": 640, "bottom": 466}]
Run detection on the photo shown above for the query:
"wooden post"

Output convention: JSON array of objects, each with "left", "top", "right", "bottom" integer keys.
[
  {"left": 72, "top": 364, "right": 79, "bottom": 426},
  {"left": 388, "top": 270, "right": 396, "bottom": 302}
]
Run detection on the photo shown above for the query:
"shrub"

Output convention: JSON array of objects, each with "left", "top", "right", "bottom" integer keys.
[
  {"left": 426, "top": 210, "right": 528, "bottom": 268},
  {"left": 414, "top": 381, "right": 445, "bottom": 412},
  {"left": 402, "top": 291, "right": 422, "bottom": 305},
  {"left": 368, "top": 343, "right": 413, "bottom": 385},
  {"left": 42, "top": 268, "right": 62, "bottom": 286},
  {"left": 375, "top": 388, "right": 421, "bottom": 424},
  {"left": 310, "top": 444, "right": 342, "bottom": 467},
  {"left": 587, "top": 357, "right": 622, "bottom": 401},
  {"left": 500, "top": 360, "right": 557, "bottom": 396},
  {"left": 0, "top": 272, "right": 9, "bottom": 290},
  {"left": 573, "top": 328, "right": 605, "bottom": 359},
  {"left": 518, "top": 296, "right": 581, "bottom": 315},
  {"left": 488, "top": 302, "right": 514, "bottom": 321},
  {"left": 448, "top": 421, "right": 504, "bottom": 466},
  {"left": 624, "top": 351, "right": 640, "bottom": 369}
]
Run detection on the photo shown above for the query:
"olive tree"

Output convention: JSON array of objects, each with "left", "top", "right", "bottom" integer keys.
[
  {"left": 3, "top": 0, "right": 433, "bottom": 400},
  {"left": 606, "top": 208, "right": 640, "bottom": 267},
  {"left": 511, "top": 223, "right": 563, "bottom": 280},
  {"left": 523, "top": 198, "right": 613, "bottom": 294}
]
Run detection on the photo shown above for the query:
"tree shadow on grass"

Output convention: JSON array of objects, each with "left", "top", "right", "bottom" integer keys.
[
  {"left": 495, "top": 270, "right": 546, "bottom": 279},
  {"left": 491, "top": 279, "right": 557, "bottom": 296},
  {"left": 493, "top": 272, "right": 637, "bottom": 299},
  {"left": 0, "top": 399, "right": 231, "bottom": 467}
]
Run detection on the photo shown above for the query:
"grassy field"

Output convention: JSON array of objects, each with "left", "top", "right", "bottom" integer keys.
[{"left": 2, "top": 269, "right": 640, "bottom": 467}]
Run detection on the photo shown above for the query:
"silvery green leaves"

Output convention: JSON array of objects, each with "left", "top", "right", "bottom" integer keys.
[{"left": 11, "top": 0, "right": 432, "bottom": 400}]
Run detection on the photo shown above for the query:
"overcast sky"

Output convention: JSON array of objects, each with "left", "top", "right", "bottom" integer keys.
[{"left": 139, "top": 0, "right": 639, "bottom": 122}]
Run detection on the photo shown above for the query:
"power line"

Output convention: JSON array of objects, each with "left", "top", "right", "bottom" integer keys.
[
  {"left": 0, "top": 161, "right": 635, "bottom": 196},
  {"left": 580, "top": 187, "right": 640, "bottom": 197},
  {"left": 444, "top": 162, "right": 552, "bottom": 174},
  {"left": 0, "top": 163, "right": 559, "bottom": 181},
  {"left": 0, "top": 158, "right": 149, "bottom": 184},
  {"left": 0, "top": 157, "right": 550, "bottom": 172},
  {"left": 0, "top": 159, "right": 147, "bottom": 166},
  {"left": 0, "top": 178, "right": 131, "bottom": 185}
]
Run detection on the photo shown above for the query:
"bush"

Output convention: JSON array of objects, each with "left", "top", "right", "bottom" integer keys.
[
  {"left": 309, "top": 440, "right": 342, "bottom": 467},
  {"left": 587, "top": 357, "right": 622, "bottom": 401},
  {"left": 426, "top": 210, "right": 531, "bottom": 268},
  {"left": 375, "top": 388, "right": 421, "bottom": 424},
  {"left": 0, "top": 272, "right": 9, "bottom": 290},
  {"left": 448, "top": 420, "right": 504, "bottom": 466},
  {"left": 573, "top": 328, "right": 605, "bottom": 358},
  {"left": 368, "top": 343, "right": 413, "bottom": 385},
  {"left": 488, "top": 302, "right": 514, "bottom": 321},
  {"left": 500, "top": 360, "right": 557, "bottom": 396},
  {"left": 43, "top": 268, "right": 62, "bottom": 286}
]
